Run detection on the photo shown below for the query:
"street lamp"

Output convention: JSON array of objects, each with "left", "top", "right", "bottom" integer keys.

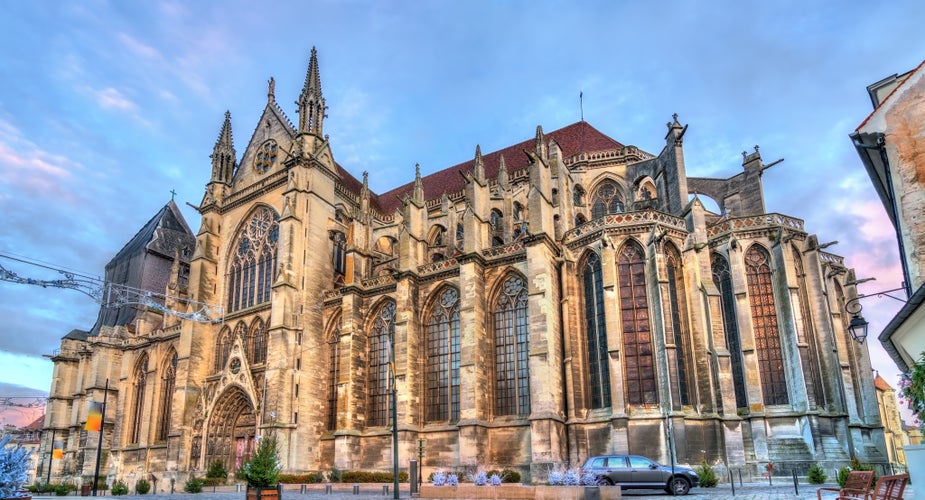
[{"left": 844, "top": 286, "right": 908, "bottom": 344}]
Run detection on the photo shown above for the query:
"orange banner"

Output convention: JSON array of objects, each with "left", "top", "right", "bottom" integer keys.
[{"left": 84, "top": 402, "right": 102, "bottom": 431}]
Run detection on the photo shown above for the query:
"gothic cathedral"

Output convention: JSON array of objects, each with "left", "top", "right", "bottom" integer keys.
[{"left": 43, "top": 49, "right": 888, "bottom": 486}]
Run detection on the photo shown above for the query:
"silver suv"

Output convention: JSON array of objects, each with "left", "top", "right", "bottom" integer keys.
[{"left": 579, "top": 454, "right": 700, "bottom": 495}]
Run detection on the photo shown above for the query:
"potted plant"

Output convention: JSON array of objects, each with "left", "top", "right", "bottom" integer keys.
[
  {"left": 240, "top": 435, "right": 281, "bottom": 500},
  {"left": 0, "top": 434, "right": 32, "bottom": 500},
  {"left": 899, "top": 352, "right": 925, "bottom": 487}
]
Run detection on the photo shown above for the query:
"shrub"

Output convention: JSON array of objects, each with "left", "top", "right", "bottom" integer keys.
[
  {"left": 340, "top": 471, "right": 408, "bottom": 483},
  {"left": 327, "top": 467, "right": 343, "bottom": 483},
  {"left": 501, "top": 469, "right": 521, "bottom": 484},
  {"left": 547, "top": 470, "right": 564, "bottom": 486},
  {"left": 696, "top": 460, "right": 718, "bottom": 488},
  {"left": 184, "top": 476, "right": 204, "bottom": 493},
  {"left": 488, "top": 473, "right": 502, "bottom": 486},
  {"left": 836, "top": 467, "right": 851, "bottom": 488},
  {"left": 278, "top": 473, "right": 325, "bottom": 484},
  {"left": 807, "top": 464, "right": 827, "bottom": 485},
  {"left": 471, "top": 471, "right": 488, "bottom": 486},
  {"left": 446, "top": 474, "right": 458, "bottom": 486},
  {"left": 431, "top": 471, "right": 447, "bottom": 486},
  {"left": 206, "top": 460, "right": 227, "bottom": 484},
  {"left": 240, "top": 435, "right": 281, "bottom": 487},
  {"left": 135, "top": 478, "right": 151, "bottom": 494},
  {"left": 52, "top": 483, "right": 75, "bottom": 496},
  {"left": 111, "top": 481, "right": 129, "bottom": 496}
]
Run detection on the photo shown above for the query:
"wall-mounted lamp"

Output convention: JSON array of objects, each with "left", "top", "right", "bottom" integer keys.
[{"left": 844, "top": 286, "right": 908, "bottom": 344}]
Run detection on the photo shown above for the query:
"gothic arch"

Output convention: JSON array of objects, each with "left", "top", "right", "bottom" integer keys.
[
  {"left": 744, "top": 243, "right": 788, "bottom": 405},
  {"left": 634, "top": 176, "right": 658, "bottom": 201},
  {"left": 366, "top": 299, "right": 397, "bottom": 427},
  {"left": 156, "top": 348, "right": 178, "bottom": 442},
  {"left": 204, "top": 385, "right": 257, "bottom": 473},
  {"left": 578, "top": 249, "right": 611, "bottom": 410},
  {"left": 616, "top": 238, "right": 657, "bottom": 405},
  {"left": 324, "top": 313, "right": 342, "bottom": 431},
  {"left": 488, "top": 271, "right": 531, "bottom": 417},
  {"left": 129, "top": 353, "right": 150, "bottom": 444},
  {"left": 422, "top": 285, "right": 461, "bottom": 423},
  {"left": 225, "top": 204, "right": 280, "bottom": 313},
  {"left": 248, "top": 317, "right": 268, "bottom": 365},
  {"left": 214, "top": 326, "right": 232, "bottom": 373}
]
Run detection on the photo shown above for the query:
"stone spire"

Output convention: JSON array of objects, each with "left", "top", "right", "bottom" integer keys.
[
  {"left": 473, "top": 145, "right": 485, "bottom": 183},
  {"left": 267, "top": 76, "right": 276, "bottom": 103},
  {"left": 413, "top": 163, "right": 424, "bottom": 203},
  {"left": 296, "top": 47, "right": 326, "bottom": 136},
  {"left": 497, "top": 154, "right": 510, "bottom": 190},
  {"left": 210, "top": 111, "right": 235, "bottom": 184},
  {"left": 534, "top": 125, "right": 547, "bottom": 161}
]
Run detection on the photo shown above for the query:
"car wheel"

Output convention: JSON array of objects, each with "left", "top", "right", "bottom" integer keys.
[
  {"left": 597, "top": 476, "right": 614, "bottom": 486},
  {"left": 666, "top": 476, "right": 690, "bottom": 495}
]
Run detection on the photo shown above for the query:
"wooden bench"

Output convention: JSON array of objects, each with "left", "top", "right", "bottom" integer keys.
[
  {"left": 817, "top": 470, "right": 874, "bottom": 500},
  {"left": 836, "top": 473, "right": 908, "bottom": 500}
]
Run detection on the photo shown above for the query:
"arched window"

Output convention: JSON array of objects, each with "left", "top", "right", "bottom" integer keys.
[
  {"left": 591, "top": 180, "right": 625, "bottom": 219},
  {"left": 513, "top": 202, "right": 524, "bottom": 221},
  {"left": 575, "top": 213, "right": 587, "bottom": 226},
  {"left": 214, "top": 327, "right": 232, "bottom": 372},
  {"left": 494, "top": 275, "right": 530, "bottom": 416},
  {"left": 426, "top": 288, "right": 461, "bottom": 422},
  {"left": 455, "top": 223, "right": 464, "bottom": 251},
  {"left": 745, "top": 245, "right": 788, "bottom": 405},
  {"left": 227, "top": 207, "right": 279, "bottom": 312},
  {"left": 368, "top": 301, "right": 395, "bottom": 427},
  {"left": 156, "top": 351, "right": 177, "bottom": 441},
  {"left": 250, "top": 318, "right": 268, "bottom": 365},
  {"left": 583, "top": 253, "right": 610, "bottom": 409},
  {"left": 431, "top": 226, "right": 446, "bottom": 247},
  {"left": 490, "top": 209, "right": 502, "bottom": 231},
  {"left": 574, "top": 185, "right": 586, "bottom": 206},
  {"left": 130, "top": 354, "right": 149, "bottom": 444},
  {"left": 792, "top": 245, "right": 825, "bottom": 408},
  {"left": 618, "top": 241, "right": 656, "bottom": 405},
  {"left": 326, "top": 317, "right": 342, "bottom": 431},
  {"left": 666, "top": 244, "right": 693, "bottom": 407},
  {"left": 492, "top": 237, "right": 504, "bottom": 247},
  {"left": 711, "top": 254, "right": 747, "bottom": 408},
  {"left": 332, "top": 232, "right": 347, "bottom": 276}
]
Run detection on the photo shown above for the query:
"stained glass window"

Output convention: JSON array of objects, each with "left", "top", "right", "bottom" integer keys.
[
  {"left": 326, "top": 317, "right": 341, "bottom": 431},
  {"left": 745, "top": 245, "right": 789, "bottom": 405},
  {"left": 130, "top": 355, "right": 148, "bottom": 444},
  {"left": 666, "top": 245, "right": 692, "bottom": 407},
  {"left": 426, "top": 288, "right": 461, "bottom": 422},
  {"left": 618, "top": 241, "right": 656, "bottom": 405},
  {"left": 591, "top": 180, "right": 624, "bottom": 219},
  {"left": 711, "top": 254, "right": 747, "bottom": 408},
  {"left": 227, "top": 207, "right": 279, "bottom": 312},
  {"left": 368, "top": 302, "right": 395, "bottom": 427},
  {"left": 250, "top": 318, "right": 268, "bottom": 365},
  {"left": 254, "top": 140, "right": 278, "bottom": 174},
  {"left": 494, "top": 275, "right": 530, "bottom": 416},
  {"left": 156, "top": 352, "right": 177, "bottom": 441},
  {"left": 215, "top": 327, "right": 231, "bottom": 372},
  {"left": 583, "top": 253, "right": 611, "bottom": 409}
]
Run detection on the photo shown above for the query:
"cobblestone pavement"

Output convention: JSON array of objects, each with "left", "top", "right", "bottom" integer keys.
[{"left": 30, "top": 481, "right": 918, "bottom": 499}]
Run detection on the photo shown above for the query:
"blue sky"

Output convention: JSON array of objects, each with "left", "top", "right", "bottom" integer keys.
[{"left": 0, "top": 1, "right": 922, "bottom": 425}]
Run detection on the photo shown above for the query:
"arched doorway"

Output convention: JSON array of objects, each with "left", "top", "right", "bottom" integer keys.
[{"left": 206, "top": 386, "right": 257, "bottom": 473}]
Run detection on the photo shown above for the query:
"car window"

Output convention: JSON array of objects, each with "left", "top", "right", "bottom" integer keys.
[
  {"left": 607, "top": 456, "right": 628, "bottom": 468},
  {"left": 628, "top": 456, "right": 654, "bottom": 468},
  {"left": 590, "top": 457, "right": 606, "bottom": 468}
]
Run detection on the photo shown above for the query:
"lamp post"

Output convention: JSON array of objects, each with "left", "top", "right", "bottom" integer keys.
[
  {"left": 389, "top": 335, "right": 399, "bottom": 500},
  {"left": 844, "top": 286, "right": 908, "bottom": 344}
]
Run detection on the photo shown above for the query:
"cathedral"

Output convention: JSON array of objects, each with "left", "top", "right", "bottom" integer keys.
[{"left": 42, "top": 49, "right": 888, "bottom": 487}]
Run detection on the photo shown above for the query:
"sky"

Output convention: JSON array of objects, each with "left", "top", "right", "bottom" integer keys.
[{"left": 0, "top": 1, "right": 922, "bottom": 426}]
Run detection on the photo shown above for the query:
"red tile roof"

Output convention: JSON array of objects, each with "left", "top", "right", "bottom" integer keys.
[
  {"left": 874, "top": 374, "right": 894, "bottom": 392},
  {"left": 369, "top": 121, "right": 628, "bottom": 214}
]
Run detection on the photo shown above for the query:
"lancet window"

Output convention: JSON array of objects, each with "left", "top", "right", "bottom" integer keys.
[
  {"left": 156, "top": 351, "right": 177, "bottom": 441},
  {"left": 583, "top": 253, "right": 611, "bottom": 409},
  {"left": 130, "top": 355, "right": 149, "bottom": 444},
  {"left": 792, "top": 245, "right": 825, "bottom": 408},
  {"left": 426, "top": 288, "right": 461, "bottom": 422},
  {"left": 494, "top": 275, "right": 530, "bottom": 416},
  {"left": 745, "top": 245, "right": 789, "bottom": 405},
  {"left": 249, "top": 318, "right": 268, "bottom": 365},
  {"left": 227, "top": 207, "right": 279, "bottom": 312},
  {"left": 368, "top": 301, "right": 395, "bottom": 427},
  {"left": 666, "top": 245, "right": 693, "bottom": 407},
  {"left": 711, "top": 254, "right": 747, "bottom": 408},
  {"left": 591, "top": 180, "right": 625, "bottom": 219},
  {"left": 326, "top": 316, "right": 341, "bottom": 431},
  {"left": 215, "top": 327, "right": 232, "bottom": 372},
  {"left": 618, "top": 241, "right": 656, "bottom": 405}
]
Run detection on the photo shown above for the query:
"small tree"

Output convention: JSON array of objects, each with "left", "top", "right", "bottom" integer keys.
[
  {"left": 110, "top": 481, "right": 128, "bottom": 496},
  {"left": 0, "top": 434, "right": 32, "bottom": 498},
  {"left": 807, "top": 464, "right": 827, "bottom": 485},
  {"left": 135, "top": 478, "right": 151, "bottom": 494},
  {"left": 240, "top": 435, "right": 281, "bottom": 488},
  {"left": 205, "top": 460, "right": 227, "bottom": 486},
  {"left": 695, "top": 460, "right": 718, "bottom": 488},
  {"left": 184, "top": 476, "right": 204, "bottom": 493}
]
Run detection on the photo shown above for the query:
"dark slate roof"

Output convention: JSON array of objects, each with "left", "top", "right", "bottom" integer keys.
[
  {"left": 63, "top": 329, "right": 89, "bottom": 341},
  {"left": 107, "top": 200, "right": 194, "bottom": 267},
  {"left": 374, "top": 121, "right": 626, "bottom": 214}
]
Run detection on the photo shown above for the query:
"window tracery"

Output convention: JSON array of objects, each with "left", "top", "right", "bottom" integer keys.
[
  {"left": 618, "top": 241, "right": 656, "bottom": 405},
  {"left": 368, "top": 301, "right": 395, "bottom": 427},
  {"left": 583, "top": 253, "right": 610, "bottom": 409},
  {"left": 494, "top": 275, "right": 530, "bottom": 416},
  {"left": 745, "top": 245, "right": 788, "bottom": 405},
  {"left": 254, "top": 140, "right": 278, "bottom": 174},
  {"left": 591, "top": 180, "right": 625, "bottom": 219},
  {"left": 227, "top": 207, "right": 279, "bottom": 312},
  {"left": 711, "top": 254, "right": 747, "bottom": 408},
  {"left": 156, "top": 351, "right": 177, "bottom": 441},
  {"left": 326, "top": 316, "right": 341, "bottom": 431},
  {"left": 426, "top": 288, "right": 461, "bottom": 422},
  {"left": 130, "top": 355, "right": 149, "bottom": 444}
]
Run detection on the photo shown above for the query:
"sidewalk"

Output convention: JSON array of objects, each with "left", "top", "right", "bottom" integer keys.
[{"left": 28, "top": 480, "right": 918, "bottom": 499}]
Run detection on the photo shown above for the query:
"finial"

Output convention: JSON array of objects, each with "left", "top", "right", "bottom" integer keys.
[
  {"left": 672, "top": 113, "right": 678, "bottom": 122},
  {"left": 363, "top": 171, "right": 368, "bottom": 187},
  {"left": 170, "top": 189, "right": 177, "bottom": 201},
  {"left": 754, "top": 145, "right": 760, "bottom": 153},
  {"left": 415, "top": 163, "right": 421, "bottom": 179},
  {"left": 268, "top": 77, "right": 275, "bottom": 102},
  {"left": 742, "top": 151, "right": 747, "bottom": 159}
]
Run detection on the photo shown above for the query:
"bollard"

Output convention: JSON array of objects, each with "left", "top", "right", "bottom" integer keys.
[
  {"left": 382, "top": 484, "right": 389, "bottom": 496},
  {"left": 236, "top": 484, "right": 241, "bottom": 493},
  {"left": 792, "top": 469, "right": 798, "bottom": 495},
  {"left": 353, "top": 484, "right": 360, "bottom": 495},
  {"left": 300, "top": 484, "right": 306, "bottom": 494},
  {"left": 410, "top": 459, "right": 419, "bottom": 495},
  {"left": 325, "top": 483, "right": 332, "bottom": 495},
  {"left": 729, "top": 469, "right": 735, "bottom": 496}
]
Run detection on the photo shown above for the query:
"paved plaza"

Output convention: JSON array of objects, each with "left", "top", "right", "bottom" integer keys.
[{"left": 29, "top": 480, "right": 918, "bottom": 500}]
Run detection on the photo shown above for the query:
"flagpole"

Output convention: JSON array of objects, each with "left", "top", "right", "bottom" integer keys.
[{"left": 92, "top": 379, "right": 109, "bottom": 496}]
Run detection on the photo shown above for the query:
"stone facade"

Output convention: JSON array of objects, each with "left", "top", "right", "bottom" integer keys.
[{"left": 43, "top": 49, "right": 888, "bottom": 487}]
